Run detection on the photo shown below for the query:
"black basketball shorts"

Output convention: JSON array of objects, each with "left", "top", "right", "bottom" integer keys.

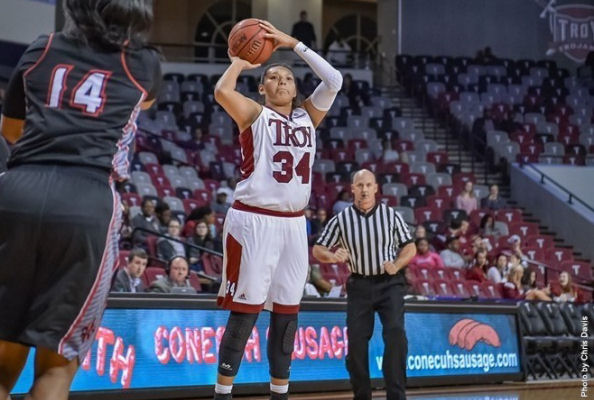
[{"left": 0, "top": 164, "right": 121, "bottom": 362}]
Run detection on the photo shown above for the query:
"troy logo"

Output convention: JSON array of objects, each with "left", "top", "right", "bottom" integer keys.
[
  {"left": 537, "top": 0, "right": 594, "bottom": 62},
  {"left": 269, "top": 118, "right": 313, "bottom": 148}
]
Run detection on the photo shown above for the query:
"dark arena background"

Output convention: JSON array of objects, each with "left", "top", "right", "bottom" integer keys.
[{"left": 1, "top": 0, "right": 593, "bottom": 399}]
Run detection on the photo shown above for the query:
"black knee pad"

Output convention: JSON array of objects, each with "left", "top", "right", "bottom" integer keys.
[
  {"left": 268, "top": 312, "right": 298, "bottom": 379},
  {"left": 218, "top": 311, "right": 259, "bottom": 376}
]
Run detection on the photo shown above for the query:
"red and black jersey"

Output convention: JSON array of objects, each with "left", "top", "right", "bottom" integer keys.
[{"left": 3, "top": 32, "right": 161, "bottom": 179}]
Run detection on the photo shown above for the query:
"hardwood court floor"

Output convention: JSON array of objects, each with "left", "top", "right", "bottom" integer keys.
[{"left": 219, "top": 379, "right": 591, "bottom": 400}]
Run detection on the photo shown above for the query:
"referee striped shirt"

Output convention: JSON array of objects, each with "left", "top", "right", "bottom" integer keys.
[{"left": 316, "top": 203, "right": 413, "bottom": 276}]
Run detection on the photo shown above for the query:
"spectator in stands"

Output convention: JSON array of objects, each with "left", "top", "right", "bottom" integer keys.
[
  {"left": 149, "top": 256, "right": 196, "bottom": 293},
  {"left": 466, "top": 250, "right": 489, "bottom": 283},
  {"left": 415, "top": 224, "right": 428, "bottom": 240},
  {"left": 409, "top": 238, "right": 444, "bottom": 269},
  {"left": 470, "top": 234, "right": 493, "bottom": 255},
  {"left": 503, "top": 265, "right": 551, "bottom": 301},
  {"left": 552, "top": 271, "right": 579, "bottom": 303},
  {"left": 311, "top": 208, "right": 328, "bottom": 235},
  {"left": 508, "top": 235, "right": 528, "bottom": 266},
  {"left": 382, "top": 139, "right": 400, "bottom": 163},
  {"left": 487, "top": 253, "right": 508, "bottom": 283},
  {"left": 187, "top": 220, "right": 215, "bottom": 271},
  {"left": 111, "top": 248, "right": 148, "bottom": 293},
  {"left": 217, "top": 177, "right": 236, "bottom": 204},
  {"left": 455, "top": 181, "right": 478, "bottom": 215},
  {"left": 307, "top": 264, "right": 332, "bottom": 296},
  {"left": 212, "top": 188, "right": 230, "bottom": 215},
  {"left": 119, "top": 201, "right": 133, "bottom": 249},
  {"left": 521, "top": 267, "right": 546, "bottom": 293},
  {"left": 340, "top": 73, "right": 370, "bottom": 109},
  {"left": 480, "top": 214, "right": 505, "bottom": 238},
  {"left": 291, "top": 10, "right": 317, "bottom": 49},
  {"left": 157, "top": 218, "right": 186, "bottom": 261},
  {"left": 155, "top": 201, "right": 172, "bottom": 234},
  {"left": 332, "top": 190, "right": 352, "bottom": 215},
  {"left": 327, "top": 35, "right": 351, "bottom": 66},
  {"left": 439, "top": 236, "right": 466, "bottom": 269},
  {"left": 436, "top": 219, "right": 469, "bottom": 250},
  {"left": 481, "top": 184, "right": 506, "bottom": 210},
  {"left": 132, "top": 198, "right": 160, "bottom": 247},
  {"left": 189, "top": 205, "right": 219, "bottom": 240}
]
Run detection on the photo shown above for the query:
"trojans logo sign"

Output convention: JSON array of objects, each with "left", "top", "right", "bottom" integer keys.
[{"left": 536, "top": 0, "right": 594, "bottom": 63}]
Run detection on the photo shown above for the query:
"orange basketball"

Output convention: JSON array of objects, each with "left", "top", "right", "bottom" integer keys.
[{"left": 228, "top": 18, "right": 275, "bottom": 65}]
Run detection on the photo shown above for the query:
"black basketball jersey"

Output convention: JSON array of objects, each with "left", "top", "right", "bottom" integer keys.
[{"left": 2, "top": 32, "right": 161, "bottom": 179}]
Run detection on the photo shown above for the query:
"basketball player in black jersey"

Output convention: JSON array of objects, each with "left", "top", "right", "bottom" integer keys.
[{"left": 0, "top": 1, "right": 161, "bottom": 398}]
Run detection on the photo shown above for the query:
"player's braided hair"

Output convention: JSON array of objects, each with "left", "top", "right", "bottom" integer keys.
[
  {"left": 63, "top": 0, "right": 153, "bottom": 50},
  {"left": 259, "top": 63, "right": 302, "bottom": 109}
]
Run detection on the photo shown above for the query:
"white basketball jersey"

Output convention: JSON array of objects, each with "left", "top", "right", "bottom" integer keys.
[{"left": 233, "top": 106, "right": 316, "bottom": 212}]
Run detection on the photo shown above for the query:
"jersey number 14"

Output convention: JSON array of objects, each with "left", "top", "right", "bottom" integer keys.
[{"left": 47, "top": 65, "right": 112, "bottom": 117}]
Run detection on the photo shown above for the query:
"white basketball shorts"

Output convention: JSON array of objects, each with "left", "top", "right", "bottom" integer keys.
[{"left": 217, "top": 202, "right": 309, "bottom": 314}]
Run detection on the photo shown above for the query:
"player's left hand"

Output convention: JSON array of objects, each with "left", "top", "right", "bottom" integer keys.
[
  {"left": 259, "top": 20, "right": 299, "bottom": 51},
  {"left": 383, "top": 260, "right": 400, "bottom": 275}
]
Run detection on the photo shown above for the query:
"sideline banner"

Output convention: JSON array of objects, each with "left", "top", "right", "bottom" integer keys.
[{"left": 13, "top": 306, "right": 521, "bottom": 393}]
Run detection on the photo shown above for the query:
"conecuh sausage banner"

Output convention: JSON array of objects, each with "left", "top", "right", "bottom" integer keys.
[{"left": 13, "top": 308, "right": 521, "bottom": 392}]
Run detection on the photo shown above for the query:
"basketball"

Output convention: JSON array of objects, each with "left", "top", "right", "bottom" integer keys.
[{"left": 228, "top": 18, "right": 274, "bottom": 65}]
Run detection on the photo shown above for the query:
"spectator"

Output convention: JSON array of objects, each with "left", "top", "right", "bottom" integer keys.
[
  {"left": 111, "top": 248, "right": 148, "bottom": 293},
  {"left": 503, "top": 265, "right": 551, "bottom": 300},
  {"left": 307, "top": 264, "right": 332, "bottom": 296},
  {"left": 332, "top": 190, "right": 352, "bottom": 215},
  {"left": 508, "top": 235, "right": 528, "bottom": 265},
  {"left": 157, "top": 218, "right": 186, "bottom": 261},
  {"left": 471, "top": 234, "right": 492, "bottom": 254},
  {"left": 409, "top": 238, "right": 444, "bottom": 269},
  {"left": 466, "top": 250, "right": 489, "bottom": 283},
  {"left": 211, "top": 188, "right": 230, "bottom": 215},
  {"left": 188, "top": 205, "right": 218, "bottom": 240},
  {"left": 291, "top": 10, "right": 317, "bottom": 49},
  {"left": 119, "top": 201, "right": 133, "bottom": 249},
  {"left": 304, "top": 206, "right": 314, "bottom": 237},
  {"left": 552, "top": 271, "right": 579, "bottom": 303},
  {"left": 435, "top": 219, "right": 469, "bottom": 250},
  {"left": 217, "top": 178, "right": 236, "bottom": 204},
  {"left": 415, "top": 224, "right": 427, "bottom": 240},
  {"left": 487, "top": 253, "right": 508, "bottom": 283},
  {"left": 480, "top": 214, "right": 507, "bottom": 238},
  {"left": 131, "top": 198, "right": 160, "bottom": 247},
  {"left": 522, "top": 267, "right": 545, "bottom": 292},
  {"left": 155, "top": 201, "right": 172, "bottom": 234},
  {"left": 149, "top": 256, "right": 196, "bottom": 293},
  {"left": 481, "top": 184, "right": 506, "bottom": 210},
  {"left": 382, "top": 139, "right": 400, "bottom": 163},
  {"left": 455, "top": 181, "right": 478, "bottom": 215},
  {"left": 187, "top": 220, "right": 215, "bottom": 271},
  {"left": 311, "top": 208, "right": 328, "bottom": 236},
  {"left": 439, "top": 236, "right": 466, "bottom": 269},
  {"left": 340, "top": 73, "right": 369, "bottom": 109},
  {"left": 327, "top": 35, "right": 351, "bottom": 65}
]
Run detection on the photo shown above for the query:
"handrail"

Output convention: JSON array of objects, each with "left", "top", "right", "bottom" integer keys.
[
  {"left": 520, "top": 162, "right": 594, "bottom": 212},
  {"left": 131, "top": 226, "right": 223, "bottom": 258}
]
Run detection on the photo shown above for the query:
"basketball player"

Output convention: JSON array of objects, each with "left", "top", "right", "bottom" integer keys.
[
  {"left": 212, "top": 21, "right": 342, "bottom": 400},
  {"left": 0, "top": 1, "right": 160, "bottom": 398}
]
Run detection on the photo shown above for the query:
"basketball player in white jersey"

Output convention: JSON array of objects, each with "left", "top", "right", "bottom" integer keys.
[{"left": 212, "top": 21, "right": 342, "bottom": 400}]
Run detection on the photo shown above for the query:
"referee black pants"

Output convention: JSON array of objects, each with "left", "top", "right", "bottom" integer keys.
[{"left": 346, "top": 273, "right": 408, "bottom": 400}]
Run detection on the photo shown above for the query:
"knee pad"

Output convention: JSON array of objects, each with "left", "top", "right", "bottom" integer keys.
[
  {"left": 268, "top": 312, "right": 298, "bottom": 379},
  {"left": 218, "top": 311, "right": 258, "bottom": 377}
]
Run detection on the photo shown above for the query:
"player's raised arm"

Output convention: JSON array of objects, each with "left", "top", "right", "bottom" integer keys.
[
  {"left": 214, "top": 55, "right": 263, "bottom": 132},
  {"left": 260, "top": 20, "right": 342, "bottom": 128}
]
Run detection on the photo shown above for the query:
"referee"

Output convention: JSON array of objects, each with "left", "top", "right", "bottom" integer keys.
[{"left": 313, "top": 169, "right": 416, "bottom": 400}]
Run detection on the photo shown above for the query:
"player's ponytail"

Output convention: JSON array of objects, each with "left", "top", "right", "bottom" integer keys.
[{"left": 64, "top": 0, "right": 153, "bottom": 50}]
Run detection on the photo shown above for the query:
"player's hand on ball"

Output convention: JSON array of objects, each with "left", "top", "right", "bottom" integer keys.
[
  {"left": 259, "top": 20, "right": 299, "bottom": 51},
  {"left": 383, "top": 260, "right": 399, "bottom": 275},
  {"left": 333, "top": 248, "right": 349, "bottom": 263},
  {"left": 228, "top": 50, "right": 261, "bottom": 70}
]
